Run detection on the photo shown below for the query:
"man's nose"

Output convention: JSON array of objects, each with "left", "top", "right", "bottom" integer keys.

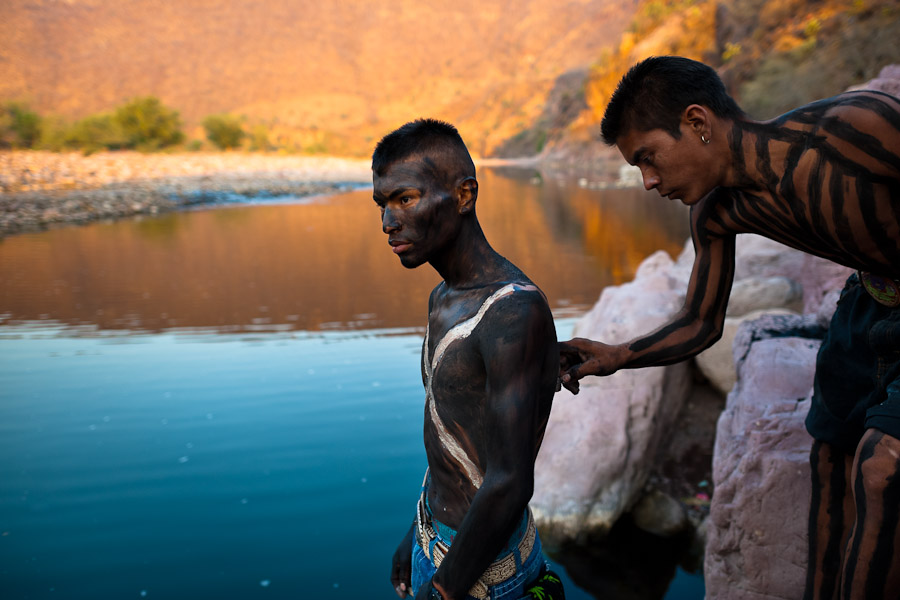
[
  {"left": 642, "top": 169, "right": 660, "bottom": 191},
  {"left": 382, "top": 207, "right": 400, "bottom": 233}
]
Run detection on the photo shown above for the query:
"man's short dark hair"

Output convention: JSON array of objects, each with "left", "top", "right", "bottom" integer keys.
[
  {"left": 372, "top": 119, "right": 476, "bottom": 186},
  {"left": 600, "top": 56, "right": 744, "bottom": 145}
]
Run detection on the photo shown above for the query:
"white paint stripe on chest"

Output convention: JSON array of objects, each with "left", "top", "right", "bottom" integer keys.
[{"left": 423, "top": 283, "right": 536, "bottom": 489}]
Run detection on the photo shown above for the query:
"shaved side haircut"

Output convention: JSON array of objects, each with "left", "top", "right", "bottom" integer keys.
[
  {"left": 601, "top": 55, "right": 745, "bottom": 144},
  {"left": 372, "top": 119, "right": 476, "bottom": 189}
]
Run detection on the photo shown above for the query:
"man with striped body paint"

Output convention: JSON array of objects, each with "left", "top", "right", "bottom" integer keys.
[
  {"left": 373, "top": 119, "right": 562, "bottom": 600},
  {"left": 559, "top": 56, "right": 900, "bottom": 599}
]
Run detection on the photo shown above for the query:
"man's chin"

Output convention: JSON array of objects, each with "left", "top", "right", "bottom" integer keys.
[{"left": 398, "top": 255, "right": 425, "bottom": 269}]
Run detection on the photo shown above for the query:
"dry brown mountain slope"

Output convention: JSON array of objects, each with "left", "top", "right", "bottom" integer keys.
[{"left": 1, "top": 0, "right": 638, "bottom": 156}]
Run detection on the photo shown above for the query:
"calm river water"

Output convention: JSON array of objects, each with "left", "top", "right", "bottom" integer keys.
[{"left": 0, "top": 167, "right": 700, "bottom": 599}]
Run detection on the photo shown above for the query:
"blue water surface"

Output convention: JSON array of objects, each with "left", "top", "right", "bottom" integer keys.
[{"left": 0, "top": 319, "right": 702, "bottom": 600}]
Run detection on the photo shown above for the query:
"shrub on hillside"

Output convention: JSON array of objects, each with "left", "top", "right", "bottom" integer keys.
[
  {"left": 64, "top": 114, "right": 129, "bottom": 153},
  {"left": 113, "top": 96, "right": 185, "bottom": 150},
  {"left": 249, "top": 124, "right": 272, "bottom": 152},
  {"left": 0, "top": 102, "right": 42, "bottom": 148},
  {"left": 203, "top": 114, "right": 246, "bottom": 150},
  {"left": 34, "top": 116, "right": 70, "bottom": 151}
]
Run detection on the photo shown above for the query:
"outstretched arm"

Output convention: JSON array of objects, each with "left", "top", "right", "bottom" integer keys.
[
  {"left": 561, "top": 203, "right": 736, "bottom": 389},
  {"left": 426, "top": 292, "right": 557, "bottom": 600}
]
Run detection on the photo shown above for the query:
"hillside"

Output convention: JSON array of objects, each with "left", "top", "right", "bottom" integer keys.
[
  {"left": 0, "top": 0, "right": 638, "bottom": 157},
  {"left": 528, "top": 0, "right": 900, "bottom": 163}
]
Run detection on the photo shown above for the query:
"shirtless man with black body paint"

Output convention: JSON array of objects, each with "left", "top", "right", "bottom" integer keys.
[
  {"left": 559, "top": 56, "right": 900, "bottom": 599},
  {"left": 373, "top": 119, "right": 562, "bottom": 600}
]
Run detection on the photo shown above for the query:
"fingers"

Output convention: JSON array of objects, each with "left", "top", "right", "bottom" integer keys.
[
  {"left": 562, "top": 377, "right": 580, "bottom": 394},
  {"left": 391, "top": 572, "right": 411, "bottom": 598},
  {"left": 390, "top": 557, "right": 411, "bottom": 598}
]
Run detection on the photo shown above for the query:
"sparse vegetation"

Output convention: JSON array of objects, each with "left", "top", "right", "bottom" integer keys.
[
  {"left": 64, "top": 113, "right": 129, "bottom": 153},
  {"left": 0, "top": 102, "right": 43, "bottom": 149},
  {"left": 585, "top": 0, "right": 717, "bottom": 122},
  {"left": 1, "top": 97, "right": 186, "bottom": 153},
  {"left": 113, "top": 96, "right": 185, "bottom": 150},
  {"left": 3, "top": 0, "right": 898, "bottom": 158},
  {"left": 737, "top": 1, "right": 900, "bottom": 118},
  {"left": 203, "top": 114, "right": 246, "bottom": 150},
  {"left": 249, "top": 125, "right": 272, "bottom": 152},
  {"left": 583, "top": 0, "right": 900, "bottom": 128}
]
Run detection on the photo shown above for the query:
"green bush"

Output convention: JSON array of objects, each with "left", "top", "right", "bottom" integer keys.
[
  {"left": 113, "top": 96, "right": 184, "bottom": 150},
  {"left": 203, "top": 114, "right": 245, "bottom": 150},
  {"left": 32, "top": 115, "right": 68, "bottom": 151},
  {"left": 249, "top": 124, "right": 272, "bottom": 151},
  {"left": 65, "top": 113, "right": 129, "bottom": 153},
  {"left": 0, "top": 102, "right": 43, "bottom": 148}
]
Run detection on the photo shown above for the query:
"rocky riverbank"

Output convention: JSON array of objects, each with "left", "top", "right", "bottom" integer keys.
[{"left": 0, "top": 151, "right": 373, "bottom": 237}]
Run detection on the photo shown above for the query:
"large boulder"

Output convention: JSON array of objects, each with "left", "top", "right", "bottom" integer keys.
[
  {"left": 695, "top": 307, "right": 797, "bottom": 395},
  {"left": 700, "top": 64, "right": 900, "bottom": 600},
  {"left": 533, "top": 233, "right": 850, "bottom": 555},
  {"left": 674, "top": 234, "right": 852, "bottom": 316},
  {"left": 689, "top": 235, "right": 851, "bottom": 393},
  {"left": 704, "top": 314, "right": 825, "bottom": 599},
  {"left": 725, "top": 276, "right": 803, "bottom": 317},
  {"left": 847, "top": 64, "right": 900, "bottom": 97},
  {"left": 532, "top": 250, "right": 693, "bottom": 546}
]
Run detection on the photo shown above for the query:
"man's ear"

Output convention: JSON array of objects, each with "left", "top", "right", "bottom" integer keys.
[
  {"left": 682, "top": 104, "right": 711, "bottom": 138},
  {"left": 457, "top": 177, "right": 478, "bottom": 214}
]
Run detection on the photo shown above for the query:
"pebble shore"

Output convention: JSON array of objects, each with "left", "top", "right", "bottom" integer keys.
[{"left": 0, "top": 151, "right": 373, "bottom": 237}]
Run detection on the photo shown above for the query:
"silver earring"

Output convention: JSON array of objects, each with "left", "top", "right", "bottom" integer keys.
[{"left": 701, "top": 134, "right": 710, "bottom": 144}]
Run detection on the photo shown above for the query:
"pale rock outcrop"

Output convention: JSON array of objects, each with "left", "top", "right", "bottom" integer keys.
[
  {"left": 704, "top": 314, "right": 825, "bottom": 600},
  {"left": 696, "top": 272, "right": 804, "bottom": 395},
  {"left": 847, "top": 64, "right": 900, "bottom": 97},
  {"left": 726, "top": 276, "right": 803, "bottom": 317},
  {"left": 675, "top": 234, "right": 852, "bottom": 316},
  {"left": 689, "top": 235, "right": 851, "bottom": 393},
  {"left": 700, "top": 63, "right": 900, "bottom": 600},
  {"left": 533, "top": 234, "right": 850, "bottom": 547},
  {"left": 695, "top": 307, "right": 797, "bottom": 395},
  {"left": 532, "top": 250, "right": 693, "bottom": 546}
]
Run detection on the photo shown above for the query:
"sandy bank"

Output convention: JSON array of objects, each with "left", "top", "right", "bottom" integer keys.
[{"left": 0, "top": 151, "right": 374, "bottom": 237}]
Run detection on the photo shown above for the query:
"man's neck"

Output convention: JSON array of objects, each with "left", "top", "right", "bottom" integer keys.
[{"left": 430, "top": 221, "right": 504, "bottom": 290}]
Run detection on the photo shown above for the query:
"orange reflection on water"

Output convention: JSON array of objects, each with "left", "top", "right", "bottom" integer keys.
[{"left": 0, "top": 169, "right": 688, "bottom": 333}]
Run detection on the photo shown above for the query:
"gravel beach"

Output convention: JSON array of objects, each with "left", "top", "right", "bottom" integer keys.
[{"left": 0, "top": 151, "right": 374, "bottom": 237}]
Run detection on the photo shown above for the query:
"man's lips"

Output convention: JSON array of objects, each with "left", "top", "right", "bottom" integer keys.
[{"left": 389, "top": 240, "right": 412, "bottom": 254}]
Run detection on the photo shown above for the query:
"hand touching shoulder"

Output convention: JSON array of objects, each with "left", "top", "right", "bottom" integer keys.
[{"left": 558, "top": 338, "right": 629, "bottom": 393}]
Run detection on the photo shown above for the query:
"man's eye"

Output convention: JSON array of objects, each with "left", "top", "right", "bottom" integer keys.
[{"left": 400, "top": 196, "right": 413, "bottom": 204}]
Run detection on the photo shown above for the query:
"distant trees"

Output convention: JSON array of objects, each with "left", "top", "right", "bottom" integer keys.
[
  {"left": 202, "top": 114, "right": 245, "bottom": 150},
  {"left": 0, "top": 102, "right": 42, "bottom": 148},
  {"left": 64, "top": 114, "right": 129, "bottom": 152},
  {"left": 0, "top": 98, "right": 284, "bottom": 154},
  {"left": 1, "top": 96, "right": 186, "bottom": 153},
  {"left": 113, "top": 96, "right": 185, "bottom": 150}
]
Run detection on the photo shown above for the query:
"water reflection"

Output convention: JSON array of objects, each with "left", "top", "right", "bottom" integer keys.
[
  {"left": 0, "top": 168, "right": 699, "bottom": 599},
  {"left": 0, "top": 168, "right": 688, "bottom": 333}
]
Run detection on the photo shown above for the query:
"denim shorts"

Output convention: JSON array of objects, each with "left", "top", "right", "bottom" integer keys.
[
  {"left": 806, "top": 274, "right": 900, "bottom": 454},
  {"left": 410, "top": 510, "right": 548, "bottom": 600}
]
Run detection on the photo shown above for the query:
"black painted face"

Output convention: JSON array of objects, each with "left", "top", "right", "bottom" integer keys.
[{"left": 372, "top": 158, "right": 462, "bottom": 269}]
